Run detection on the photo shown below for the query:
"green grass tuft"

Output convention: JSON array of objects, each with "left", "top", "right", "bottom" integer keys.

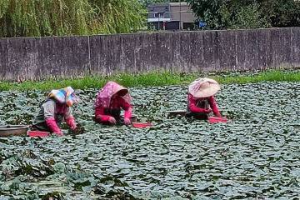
[{"left": 0, "top": 69, "right": 300, "bottom": 91}]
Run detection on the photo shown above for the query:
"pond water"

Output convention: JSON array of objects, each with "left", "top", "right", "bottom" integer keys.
[{"left": 0, "top": 83, "right": 299, "bottom": 199}]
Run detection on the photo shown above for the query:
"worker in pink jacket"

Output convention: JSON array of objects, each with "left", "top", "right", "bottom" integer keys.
[
  {"left": 94, "top": 81, "right": 133, "bottom": 125},
  {"left": 186, "top": 78, "right": 222, "bottom": 119},
  {"left": 32, "top": 86, "right": 80, "bottom": 136}
]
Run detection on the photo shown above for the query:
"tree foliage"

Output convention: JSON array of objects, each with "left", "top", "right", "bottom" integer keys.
[
  {"left": 259, "top": 0, "right": 300, "bottom": 27},
  {"left": 0, "top": 0, "right": 146, "bottom": 37},
  {"left": 187, "top": 0, "right": 300, "bottom": 29}
]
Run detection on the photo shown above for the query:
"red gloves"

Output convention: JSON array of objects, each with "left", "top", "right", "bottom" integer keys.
[
  {"left": 46, "top": 117, "right": 77, "bottom": 136},
  {"left": 124, "top": 118, "right": 131, "bottom": 125},
  {"left": 124, "top": 107, "right": 132, "bottom": 119},
  {"left": 45, "top": 118, "right": 63, "bottom": 136},
  {"left": 65, "top": 116, "right": 77, "bottom": 130},
  {"left": 97, "top": 115, "right": 131, "bottom": 125},
  {"left": 204, "top": 109, "right": 222, "bottom": 117},
  {"left": 204, "top": 109, "right": 212, "bottom": 114},
  {"left": 108, "top": 117, "right": 117, "bottom": 125},
  {"left": 215, "top": 113, "right": 222, "bottom": 117}
]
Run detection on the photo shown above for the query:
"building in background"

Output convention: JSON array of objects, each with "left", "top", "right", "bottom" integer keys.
[{"left": 147, "top": 2, "right": 197, "bottom": 30}]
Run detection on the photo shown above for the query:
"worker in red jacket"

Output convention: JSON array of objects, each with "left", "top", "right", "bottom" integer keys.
[
  {"left": 94, "top": 81, "right": 132, "bottom": 125},
  {"left": 187, "top": 78, "right": 222, "bottom": 119},
  {"left": 32, "top": 86, "right": 80, "bottom": 136}
]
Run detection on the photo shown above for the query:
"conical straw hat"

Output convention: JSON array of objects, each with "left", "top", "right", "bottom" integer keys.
[{"left": 188, "top": 78, "right": 220, "bottom": 98}]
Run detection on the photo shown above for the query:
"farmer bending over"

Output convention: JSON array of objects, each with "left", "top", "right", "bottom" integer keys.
[
  {"left": 32, "top": 86, "right": 79, "bottom": 136},
  {"left": 186, "top": 78, "right": 222, "bottom": 119},
  {"left": 94, "top": 81, "right": 132, "bottom": 125}
]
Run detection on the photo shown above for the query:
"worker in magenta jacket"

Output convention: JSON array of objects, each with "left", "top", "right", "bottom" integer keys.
[
  {"left": 94, "top": 81, "right": 133, "bottom": 125},
  {"left": 32, "top": 86, "right": 80, "bottom": 136},
  {"left": 187, "top": 78, "right": 222, "bottom": 119}
]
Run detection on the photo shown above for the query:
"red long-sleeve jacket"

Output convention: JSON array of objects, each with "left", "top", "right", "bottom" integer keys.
[
  {"left": 95, "top": 96, "right": 132, "bottom": 122},
  {"left": 188, "top": 94, "right": 221, "bottom": 116}
]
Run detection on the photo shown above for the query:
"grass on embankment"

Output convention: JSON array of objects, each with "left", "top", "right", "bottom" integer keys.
[{"left": 0, "top": 69, "right": 300, "bottom": 91}]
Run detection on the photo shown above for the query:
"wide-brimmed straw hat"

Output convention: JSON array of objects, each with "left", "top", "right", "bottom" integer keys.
[{"left": 188, "top": 78, "right": 220, "bottom": 98}]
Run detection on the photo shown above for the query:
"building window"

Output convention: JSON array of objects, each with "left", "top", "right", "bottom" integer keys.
[{"left": 154, "top": 12, "right": 164, "bottom": 18}]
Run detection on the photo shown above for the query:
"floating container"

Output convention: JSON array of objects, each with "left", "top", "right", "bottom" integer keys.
[{"left": 0, "top": 125, "right": 29, "bottom": 137}]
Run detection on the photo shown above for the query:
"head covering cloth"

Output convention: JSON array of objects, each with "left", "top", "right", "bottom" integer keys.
[
  {"left": 48, "top": 86, "right": 80, "bottom": 107},
  {"left": 94, "top": 81, "right": 131, "bottom": 108}
]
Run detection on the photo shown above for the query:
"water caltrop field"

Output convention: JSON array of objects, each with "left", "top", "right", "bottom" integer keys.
[{"left": 0, "top": 83, "right": 299, "bottom": 199}]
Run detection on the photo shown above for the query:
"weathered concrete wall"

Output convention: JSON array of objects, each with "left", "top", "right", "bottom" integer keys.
[{"left": 0, "top": 28, "right": 299, "bottom": 81}]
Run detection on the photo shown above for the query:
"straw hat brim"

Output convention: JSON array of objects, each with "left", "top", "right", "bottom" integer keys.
[
  {"left": 190, "top": 84, "right": 220, "bottom": 98},
  {"left": 188, "top": 78, "right": 220, "bottom": 98}
]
